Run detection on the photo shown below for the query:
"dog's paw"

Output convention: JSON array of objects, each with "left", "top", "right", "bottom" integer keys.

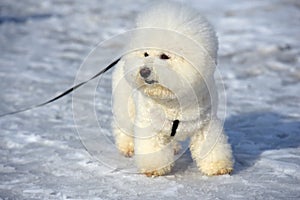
[
  {"left": 212, "top": 168, "right": 233, "bottom": 176},
  {"left": 117, "top": 142, "right": 134, "bottom": 157},
  {"left": 142, "top": 165, "right": 173, "bottom": 177},
  {"left": 144, "top": 171, "right": 162, "bottom": 177},
  {"left": 121, "top": 148, "right": 134, "bottom": 157},
  {"left": 200, "top": 160, "right": 233, "bottom": 176}
]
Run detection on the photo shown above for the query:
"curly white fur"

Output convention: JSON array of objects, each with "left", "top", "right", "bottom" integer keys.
[{"left": 112, "top": 2, "right": 233, "bottom": 176}]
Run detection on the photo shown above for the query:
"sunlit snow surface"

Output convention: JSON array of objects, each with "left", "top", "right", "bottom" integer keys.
[{"left": 0, "top": 0, "right": 300, "bottom": 199}]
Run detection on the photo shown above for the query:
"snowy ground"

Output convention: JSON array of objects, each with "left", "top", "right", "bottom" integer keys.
[{"left": 1, "top": 0, "right": 300, "bottom": 199}]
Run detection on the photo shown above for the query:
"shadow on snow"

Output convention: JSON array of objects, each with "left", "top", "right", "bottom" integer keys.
[{"left": 171, "top": 112, "right": 300, "bottom": 175}]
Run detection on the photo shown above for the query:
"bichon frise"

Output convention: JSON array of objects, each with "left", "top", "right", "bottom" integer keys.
[{"left": 112, "top": 2, "right": 233, "bottom": 176}]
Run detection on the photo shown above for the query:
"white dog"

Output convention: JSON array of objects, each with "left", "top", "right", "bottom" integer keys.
[{"left": 112, "top": 2, "right": 233, "bottom": 176}]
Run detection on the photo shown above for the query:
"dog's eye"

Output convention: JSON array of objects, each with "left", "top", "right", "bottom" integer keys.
[
  {"left": 144, "top": 52, "right": 149, "bottom": 57},
  {"left": 160, "top": 53, "right": 170, "bottom": 60}
]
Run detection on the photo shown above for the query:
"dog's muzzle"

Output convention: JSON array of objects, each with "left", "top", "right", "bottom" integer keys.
[{"left": 139, "top": 67, "right": 157, "bottom": 84}]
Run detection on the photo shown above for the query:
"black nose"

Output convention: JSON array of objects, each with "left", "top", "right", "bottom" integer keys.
[{"left": 139, "top": 67, "right": 151, "bottom": 78}]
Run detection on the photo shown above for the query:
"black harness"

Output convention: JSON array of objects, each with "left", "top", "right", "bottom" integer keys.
[{"left": 171, "top": 119, "right": 180, "bottom": 137}]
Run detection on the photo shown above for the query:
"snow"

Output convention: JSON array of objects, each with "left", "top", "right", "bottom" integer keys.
[{"left": 0, "top": 0, "right": 300, "bottom": 199}]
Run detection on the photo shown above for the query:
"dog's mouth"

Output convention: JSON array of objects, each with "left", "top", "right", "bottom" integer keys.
[
  {"left": 142, "top": 83, "right": 176, "bottom": 100},
  {"left": 145, "top": 79, "right": 158, "bottom": 85}
]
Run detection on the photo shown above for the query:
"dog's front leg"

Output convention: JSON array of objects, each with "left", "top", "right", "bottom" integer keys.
[
  {"left": 134, "top": 130, "right": 175, "bottom": 177},
  {"left": 133, "top": 95, "right": 174, "bottom": 177},
  {"left": 190, "top": 119, "right": 234, "bottom": 176}
]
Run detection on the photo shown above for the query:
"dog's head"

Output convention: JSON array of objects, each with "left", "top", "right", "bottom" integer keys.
[
  {"left": 122, "top": 48, "right": 203, "bottom": 102},
  {"left": 121, "top": 2, "right": 218, "bottom": 103}
]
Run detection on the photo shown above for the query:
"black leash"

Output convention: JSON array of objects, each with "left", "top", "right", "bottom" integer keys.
[{"left": 0, "top": 57, "right": 121, "bottom": 118}]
